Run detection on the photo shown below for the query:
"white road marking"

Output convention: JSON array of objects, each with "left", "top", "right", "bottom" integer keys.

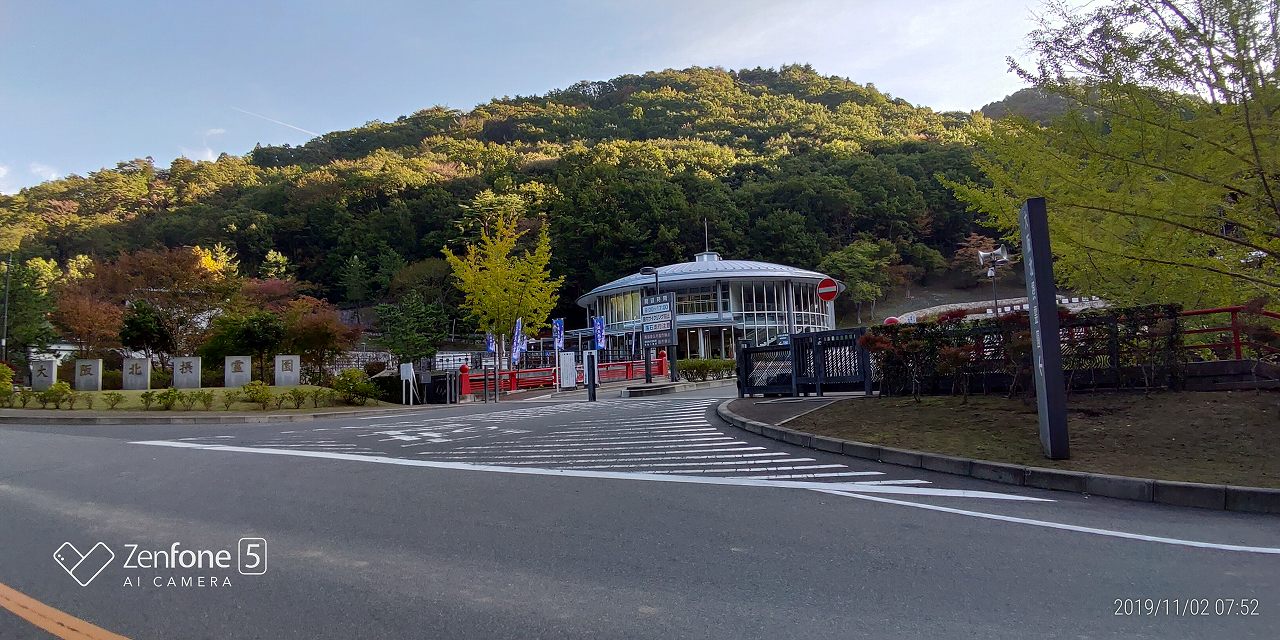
[
  {"left": 558, "top": 458, "right": 817, "bottom": 470},
  {"left": 814, "top": 489, "right": 1280, "bottom": 555},
  {"left": 646, "top": 464, "right": 848, "bottom": 474},
  {"left": 421, "top": 447, "right": 771, "bottom": 459},
  {"left": 482, "top": 442, "right": 752, "bottom": 453},
  {"left": 131, "top": 440, "right": 1046, "bottom": 501},
  {"left": 744, "top": 471, "right": 885, "bottom": 479},
  {"left": 461, "top": 435, "right": 736, "bottom": 447}
]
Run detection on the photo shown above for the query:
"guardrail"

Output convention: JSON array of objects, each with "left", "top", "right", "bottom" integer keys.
[{"left": 459, "top": 356, "right": 668, "bottom": 396}]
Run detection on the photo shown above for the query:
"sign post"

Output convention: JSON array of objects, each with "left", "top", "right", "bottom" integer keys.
[
  {"left": 641, "top": 293, "right": 677, "bottom": 384},
  {"left": 551, "top": 318, "right": 565, "bottom": 390},
  {"left": 1020, "top": 197, "right": 1070, "bottom": 459}
]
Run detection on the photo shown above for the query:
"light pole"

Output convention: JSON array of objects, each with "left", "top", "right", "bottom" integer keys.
[
  {"left": 977, "top": 246, "right": 1010, "bottom": 318},
  {"left": 1, "top": 252, "right": 12, "bottom": 363}
]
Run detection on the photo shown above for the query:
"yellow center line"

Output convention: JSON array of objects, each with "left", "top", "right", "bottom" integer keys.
[{"left": 0, "top": 581, "right": 130, "bottom": 640}]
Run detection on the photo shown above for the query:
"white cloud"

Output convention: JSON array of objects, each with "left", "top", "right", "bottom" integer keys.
[
  {"left": 205, "top": 128, "right": 226, "bottom": 136},
  {"left": 179, "top": 146, "right": 217, "bottom": 161},
  {"left": 668, "top": 0, "right": 1036, "bottom": 110},
  {"left": 0, "top": 164, "right": 11, "bottom": 195},
  {"left": 28, "top": 162, "right": 59, "bottom": 181}
]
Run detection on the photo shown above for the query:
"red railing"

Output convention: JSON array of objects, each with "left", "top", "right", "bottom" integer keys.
[
  {"left": 460, "top": 356, "right": 668, "bottom": 395},
  {"left": 1180, "top": 306, "right": 1280, "bottom": 360}
]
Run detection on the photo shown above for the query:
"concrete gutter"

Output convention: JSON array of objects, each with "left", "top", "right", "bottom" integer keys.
[
  {"left": 621, "top": 378, "right": 736, "bottom": 397},
  {"left": 0, "top": 405, "right": 449, "bottom": 426},
  {"left": 716, "top": 400, "right": 1280, "bottom": 515}
]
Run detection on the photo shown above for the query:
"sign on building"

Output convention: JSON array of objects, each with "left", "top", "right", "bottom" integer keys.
[
  {"left": 123, "top": 358, "right": 151, "bottom": 390},
  {"left": 173, "top": 357, "right": 202, "bottom": 389},
  {"left": 75, "top": 359, "right": 102, "bottom": 391},
  {"left": 225, "top": 356, "right": 252, "bottom": 388},
  {"left": 274, "top": 355, "right": 301, "bottom": 387},
  {"left": 641, "top": 293, "right": 677, "bottom": 349},
  {"left": 30, "top": 359, "right": 57, "bottom": 391}
]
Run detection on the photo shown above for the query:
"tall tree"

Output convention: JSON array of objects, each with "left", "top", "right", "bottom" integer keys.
[
  {"left": 443, "top": 198, "right": 562, "bottom": 351},
  {"left": 340, "top": 254, "right": 371, "bottom": 322},
  {"left": 96, "top": 247, "right": 239, "bottom": 356},
  {"left": 950, "top": 0, "right": 1280, "bottom": 308},
  {"left": 372, "top": 291, "right": 448, "bottom": 364}
]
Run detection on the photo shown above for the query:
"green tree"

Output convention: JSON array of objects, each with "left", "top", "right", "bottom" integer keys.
[
  {"left": 260, "top": 249, "right": 292, "bottom": 279},
  {"left": 443, "top": 199, "right": 563, "bottom": 362},
  {"left": 818, "top": 240, "right": 896, "bottom": 324},
  {"left": 120, "top": 301, "right": 174, "bottom": 362},
  {"left": 340, "top": 254, "right": 372, "bottom": 320},
  {"left": 372, "top": 291, "right": 448, "bottom": 364},
  {"left": 0, "top": 259, "right": 57, "bottom": 366},
  {"left": 200, "top": 311, "right": 285, "bottom": 380},
  {"left": 950, "top": 0, "right": 1280, "bottom": 308}
]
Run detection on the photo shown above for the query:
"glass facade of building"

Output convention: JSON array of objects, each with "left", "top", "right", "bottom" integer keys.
[{"left": 579, "top": 253, "right": 838, "bottom": 360}]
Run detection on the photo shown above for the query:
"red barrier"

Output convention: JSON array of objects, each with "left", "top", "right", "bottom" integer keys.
[
  {"left": 1181, "top": 306, "right": 1280, "bottom": 359},
  {"left": 460, "top": 356, "right": 667, "bottom": 396}
]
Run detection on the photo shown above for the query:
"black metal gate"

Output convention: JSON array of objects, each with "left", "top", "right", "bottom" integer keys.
[{"left": 736, "top": 328, "right": 873, "bottom": 397}]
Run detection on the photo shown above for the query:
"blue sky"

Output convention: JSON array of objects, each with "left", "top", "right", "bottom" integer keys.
[{"left": 0, "top": 0, "right": 1040, "bottom": 193}]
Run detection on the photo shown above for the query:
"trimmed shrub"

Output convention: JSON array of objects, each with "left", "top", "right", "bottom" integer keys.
[
  {"left": 195, "top": 390, "right": 215, "bottom": 410},
  {"left": 102, "top": 392, "right": 125, "bottom": 410},
  {"left": 157, "top": 387, "right": 180, "bottom": 410},
  {"left": 82, "top": 394, "right": 95, "bottom": 410},
  {"left": 221, "top": 389, "right": 243, "bottom": 410},
  {"left": 66, "top": 392, "right": 81, "bottom": 410},
  {"left": 241, "top": 381, "right": 273, "bottom": 410},
  {"left": 333, "top": 369, "right": 377, "bottom": 406},
  {"left": 177, "top": 391, "right": 198, "bottom": 410},
  {"left": 287, "top": 388, "right": 309, "bottom": 409},
  {"left": 39, "top": 382, "right": 73, "bottom": 409},
  {"left": 139, "top": 390, "right": 157, "bottom": 410},
  {"left": 18, "top": 389, "right": 36, "bottom": 408}
]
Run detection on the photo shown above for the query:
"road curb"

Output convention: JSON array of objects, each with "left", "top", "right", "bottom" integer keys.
[
  {"left": 715, "top": 400, "right": 1280, "bottom": 515},
  {"left": 0, "top": 405, "right": 447, "bottom": 426}
]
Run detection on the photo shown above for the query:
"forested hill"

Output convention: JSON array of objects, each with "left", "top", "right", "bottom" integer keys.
[{"left": 1, "top": 65, "right": 997, "bottom": 322}]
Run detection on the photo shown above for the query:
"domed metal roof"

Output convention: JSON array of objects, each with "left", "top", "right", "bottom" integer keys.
[{"left": 575, "top": 252, "right": 840, "bottom": 307}]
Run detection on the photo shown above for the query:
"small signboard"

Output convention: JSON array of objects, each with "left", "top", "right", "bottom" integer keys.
[
  {"left": 641, "top": 293, "right": 677, "bottom": 349},
  {"left": 817, "top": 277, "right": 839, "bottom": 302}
]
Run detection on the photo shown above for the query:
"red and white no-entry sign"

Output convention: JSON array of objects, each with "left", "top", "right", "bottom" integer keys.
[{"left": 816, "top": 277, "right": 839, "bottom": 301}]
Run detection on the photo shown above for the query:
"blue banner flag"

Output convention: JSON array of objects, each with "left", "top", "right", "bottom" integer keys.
[
  {"left": 485, "top": 333, "right": 496, "bottom": 354},
  {"left": 593, "top": 316, "right": 605, "bottom": 349},
  {"left": 511, "top": 318, "right": 524, "bottom": 366},
  {"left": 552, "top": 318, "right": 565, "bottom": 351}
]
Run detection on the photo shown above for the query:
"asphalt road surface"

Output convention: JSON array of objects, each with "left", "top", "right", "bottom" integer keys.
[{"left": 1, "top": 388, "right": 1277, "bottom": 639}]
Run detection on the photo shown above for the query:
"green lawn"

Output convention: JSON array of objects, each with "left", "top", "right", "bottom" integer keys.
[{"left": 8, "top": 385, "right": 386, "bottom": 412}]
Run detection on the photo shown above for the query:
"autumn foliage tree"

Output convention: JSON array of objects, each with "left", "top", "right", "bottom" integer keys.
[
  {"left": 51, "top": 286, "right": 123, "bottom": 356},
  {"left": 93, "top": 246, "right": 240, "bottom": 355}
]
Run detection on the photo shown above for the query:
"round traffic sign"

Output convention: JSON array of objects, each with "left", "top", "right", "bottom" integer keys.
[{"left": 816, "top": 277, "right": 839, "bottom": 302}]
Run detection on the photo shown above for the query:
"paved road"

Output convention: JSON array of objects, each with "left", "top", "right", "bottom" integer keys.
[{"left": 0, "top": 389, "right": 1276, "bottom": 639}]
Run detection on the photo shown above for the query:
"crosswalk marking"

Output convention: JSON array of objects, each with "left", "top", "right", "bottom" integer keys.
[{"left": 161, "top": 398, "right": 935, "bottom": 487}]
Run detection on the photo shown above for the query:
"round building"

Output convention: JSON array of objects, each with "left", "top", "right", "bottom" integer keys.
[{"left": 575, "top": 251, "right": 843, "bottom": 359}]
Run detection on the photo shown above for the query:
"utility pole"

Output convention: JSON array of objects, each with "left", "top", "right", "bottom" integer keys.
[{"left": 1, "top": 252, "right": 12, "bottom": 363}]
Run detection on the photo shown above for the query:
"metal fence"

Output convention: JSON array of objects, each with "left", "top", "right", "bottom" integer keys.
[{"left": 737, "top": 328, "right": 873, "bottom": 397}]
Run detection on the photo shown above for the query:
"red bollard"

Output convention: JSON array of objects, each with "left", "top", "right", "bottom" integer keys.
[{"left": 459, "top": 363, "right": 471, "bottom": 396}]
